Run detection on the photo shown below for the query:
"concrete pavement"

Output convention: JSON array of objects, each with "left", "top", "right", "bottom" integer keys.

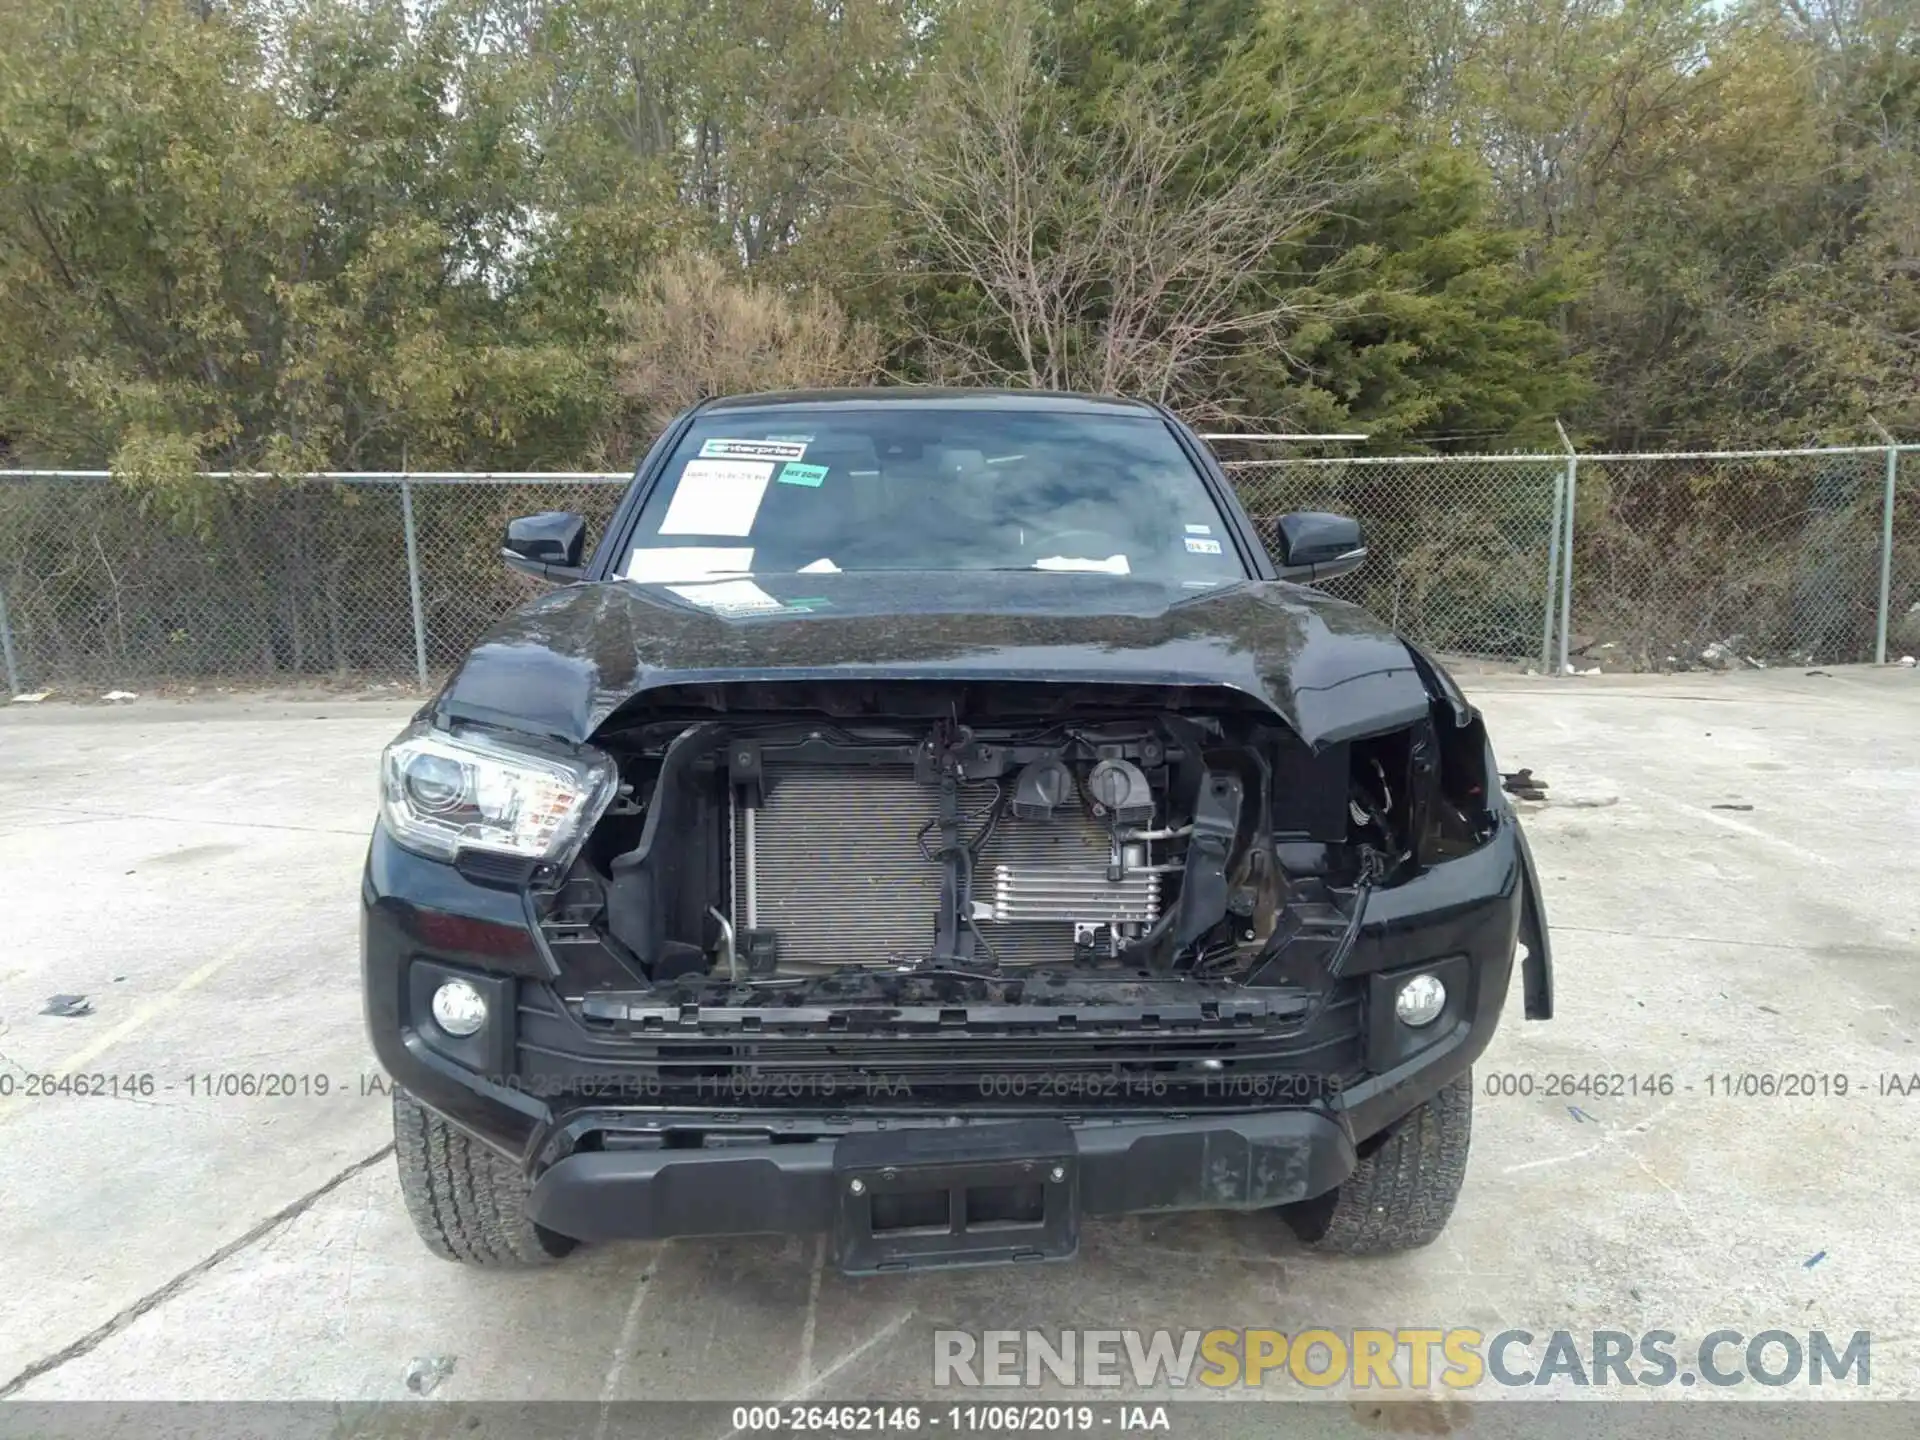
[{"left": 1, "top": 669, "right": 1915, "bottom": 1408}]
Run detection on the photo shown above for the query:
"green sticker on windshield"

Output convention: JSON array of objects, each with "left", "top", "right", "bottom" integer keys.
[{"left": 778, "top": 462, "right": 828, "bottom": 487}]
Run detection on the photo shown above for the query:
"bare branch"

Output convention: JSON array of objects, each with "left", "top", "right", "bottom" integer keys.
[{"left": 847, "top": 3, "right": 1379, "bottom": 411}]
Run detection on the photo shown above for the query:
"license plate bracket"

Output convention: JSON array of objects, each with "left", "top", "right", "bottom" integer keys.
[{"left": 831, "top": 1121, "right": 1079, "bottom": 1274}]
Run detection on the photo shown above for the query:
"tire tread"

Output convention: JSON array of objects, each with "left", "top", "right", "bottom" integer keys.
[
  {"left": 391, "top": 1088, "right": 571, "bottom": 1267},
  {"left": 1285, "top": 1071, "right": 1473, "bottom": 1255}
]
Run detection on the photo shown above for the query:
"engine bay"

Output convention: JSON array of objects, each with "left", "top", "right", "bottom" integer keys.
[
  {"left": 729, "top": 730, "right": 1206, "bottom": 975},
  {"left": 550, "top": 680, "right": 1488, "bottom": 995}
]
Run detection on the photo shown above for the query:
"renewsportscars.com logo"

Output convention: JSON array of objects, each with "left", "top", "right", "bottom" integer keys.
[{"left": 932, "top": 1328, "right": 1871, "bottom": 1390}]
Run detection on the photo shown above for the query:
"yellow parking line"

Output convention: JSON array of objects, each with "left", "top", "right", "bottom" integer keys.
[{"left": 0, "top": 929, "right": 265, "bottom": 1125}]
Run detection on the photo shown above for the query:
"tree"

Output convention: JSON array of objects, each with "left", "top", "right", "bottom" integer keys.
[
  {"left": 605, "top": 247, "right": 881, "bottom": 443},
  {"left": 0, "top": 0, "right": 602, "bottom": 488},
  {"left": 853, "top": 2, "right": 1376, "bottom": 414},
  {"left": 857, "top": 0, "right": 1584, "bottom": 443},
  {"left": 1427, "top": 0, "right": 1920, "bottom": 445}
]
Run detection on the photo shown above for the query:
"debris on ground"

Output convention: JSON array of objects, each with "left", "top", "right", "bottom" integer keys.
[
  {"left": 1806, "top": 670, "right": 1830, "bottom": 678},
  {"left": 8, "top": 691, "right": 50, "bottom": 704},
  {"left": 1805, "top": 1251, "right": 1827, "bottom": 1269},
  {"left": 41, "top": 994, "right": 93, "bottom": 1018},
  {"left": 1900, "top": 656, "right": 1917, "bottom": 668},
  {"left": 101, "top": 690, "right": 138, "bottom": 702},
  {"left": 1700, "top": 641, "right": 1736, "bottom": 670},
  {"left": 404, "top": 1355, "right": 457, "bottom": 1396},
  {"left": 1712, "top": 803, "right": 1754, "bottom": 811},
  {"left": 1501, "top": 769, "right": 1549, "bottom": 802}
]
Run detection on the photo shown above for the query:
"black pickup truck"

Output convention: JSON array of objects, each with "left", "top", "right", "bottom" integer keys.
[{"left": 362, "top": 388, "right": 1552, "bottom": 1274}]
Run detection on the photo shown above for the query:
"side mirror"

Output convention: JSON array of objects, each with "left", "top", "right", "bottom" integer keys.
[
  {"left": 503, "top": 512, "right": 587, "bottom": 582},
  {"left": 1269, "top": 511, "right": 1366, "bottom": 583}
]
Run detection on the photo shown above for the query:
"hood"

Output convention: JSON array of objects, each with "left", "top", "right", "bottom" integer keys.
[{"left": 433, "top": 572, "right": 1431, "bottom": 751}]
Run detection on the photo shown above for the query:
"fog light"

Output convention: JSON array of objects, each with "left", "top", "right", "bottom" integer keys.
[
  {"left": 431, "top": 979, "right": 488, "bottom": 1037},
  {"left": 1394, "top": 974, "right": 1447, "bottom": 1027}
]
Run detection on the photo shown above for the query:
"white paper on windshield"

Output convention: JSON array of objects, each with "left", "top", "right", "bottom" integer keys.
[
  {"left": 658, "top": 460, "right": 774, "bottom": 536},
  {"left": 799, "top": 557, "right": 840, "bottom": 573},
  {"left": 625, "top": 547, "right": 754, "bottom": 582},
  {"left": 666, "top": 579, "right": 785, "bottom": 616},
  {"left": 1034, "top": 554, "right": 1130, "bottom": 575},
  {"left": 1185, "top": 523, "right": 1213, "bottom": 535}
]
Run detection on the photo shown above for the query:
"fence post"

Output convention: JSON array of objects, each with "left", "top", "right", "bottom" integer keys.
[
  {"left": 1870, "top": 419, "right": 1898, "bottom": 665},
  {"left": 1554, "top": 421, "right": 1578, "bottom": 675},
  {"left": 1540, "top": 462, "right": 1565, "bottom": 673},
  {"left": 399, "top": 473, "right": 430, "bottom": 688},
  {"left": 0, "top": 575, "right": 21, "bottom": 696}
]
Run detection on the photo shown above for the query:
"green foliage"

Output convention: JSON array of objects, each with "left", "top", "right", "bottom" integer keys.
[
  {"left": 1432, "top": 0, "right": 1920, "bottom": 446},
  {"left": 0, "top": 0, "right": 1914, "bottom": 483}
]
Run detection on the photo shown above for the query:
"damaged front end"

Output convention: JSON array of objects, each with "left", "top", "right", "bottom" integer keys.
[
  {"left": 597, "top": 694, "right": 1299, "bottom": 986},
  {"left": 367, "top": 659, "right": 1548, "bottom": 1159}
]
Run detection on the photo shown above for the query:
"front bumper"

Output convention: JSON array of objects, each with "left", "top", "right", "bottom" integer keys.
[
  {"left": 527, "top": 1109, "right": 1355, "bottom": 1272},
  {"left": 363, "top": 807, "right": 1549, "bottom": 1254}
]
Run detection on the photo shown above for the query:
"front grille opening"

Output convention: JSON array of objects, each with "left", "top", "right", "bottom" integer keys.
[
  {"left": 871, "top": 1189, "right": 952, "bottom": 1234},
  {"left": 965, "top": 1182, "right": 1047, "bottom": 1229}
]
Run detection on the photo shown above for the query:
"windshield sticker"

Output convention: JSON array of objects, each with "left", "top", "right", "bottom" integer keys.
[
  {"left": 1185, "top": 523, "right": 1212, "bottom": 535},
  {"left": 1184, "top": 536, "right": 1224, "bottom": 555},
  {"left": 1034, "top": 554, "right": 1130, "bottom": 575},
  {"left": 665, "top": 578, "right": 785, "bottom": 616},
  {"left": 798, "top": 556, "right": 840, "bottom": 573},
  {"left": 658, "top": 460, "right": 774, "bottom": 537},
  {"left": 778, "top": 462, "right": 829, "bottom": 487},
  {"left": 625, "top": 547, "right": 754, "bottom": 583},
  {"left": 698, "top": 438, "right": 807, "bottom": 462}
]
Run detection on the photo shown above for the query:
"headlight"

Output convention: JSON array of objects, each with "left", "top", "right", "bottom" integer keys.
[{"left": 379, "top": 721, "right": 617, "bottom": 869}]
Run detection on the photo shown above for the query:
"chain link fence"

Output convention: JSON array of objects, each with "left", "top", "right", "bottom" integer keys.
[
  {"left": 1, "top": 446, "right": 1915, "bottom": 695},
  {"left": 1228, "top": 455, "right": 1566, "bottom": 660},
  {"left": 0, "top": 472, "right": 627, "bottom": 691},
  {"left": 1230, "top": 444, "right": 1919, "bottom": 672}
]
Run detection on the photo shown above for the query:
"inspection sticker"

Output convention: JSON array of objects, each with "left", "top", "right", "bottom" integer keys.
[
  {"left": 1184, "top": 536, "right": 1223, "bottom": 554},
  {"left": 666, "top": 579, "right": 785, "bottom": 616},
  {"left": 1185, "top": 523, "right": 1212, "bottom": 535},
  {"left": 699, "top": 438, "right": 807, "bottom": 462},
  {"left": 778, "top": 462, "right": 829, "bottom": 487},
  {"left": 658, "top": 460, "right": 773, "bottom": 536}
]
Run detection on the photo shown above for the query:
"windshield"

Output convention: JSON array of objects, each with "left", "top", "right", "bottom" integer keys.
[{"left": 619, "top": 406, "right": 1245, "bottom": 586}]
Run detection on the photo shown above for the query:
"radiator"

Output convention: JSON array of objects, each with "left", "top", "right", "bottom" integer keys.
[{"left": 730, "top": 764, "right": 1162, "bottom": 972}]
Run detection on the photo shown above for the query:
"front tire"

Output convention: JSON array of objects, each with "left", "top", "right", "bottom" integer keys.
[
  {"left": 391, "top": 1088, "right": 575, "bottom": 1267},
  {"left": 1282, "top": 1071, "right": 1473, "bottom": 1254}
]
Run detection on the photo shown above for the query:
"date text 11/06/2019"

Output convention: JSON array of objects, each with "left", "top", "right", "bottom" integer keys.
[
  {"left": 1481, "top": 1072, "right": 1920, "bottom": 1099},
  {"left": 8, "top": 1071, "right": 1920, "bottom": 1103},
  {"left": 729, "top": 1406, "right": 1167, "bottom": 1433}
]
